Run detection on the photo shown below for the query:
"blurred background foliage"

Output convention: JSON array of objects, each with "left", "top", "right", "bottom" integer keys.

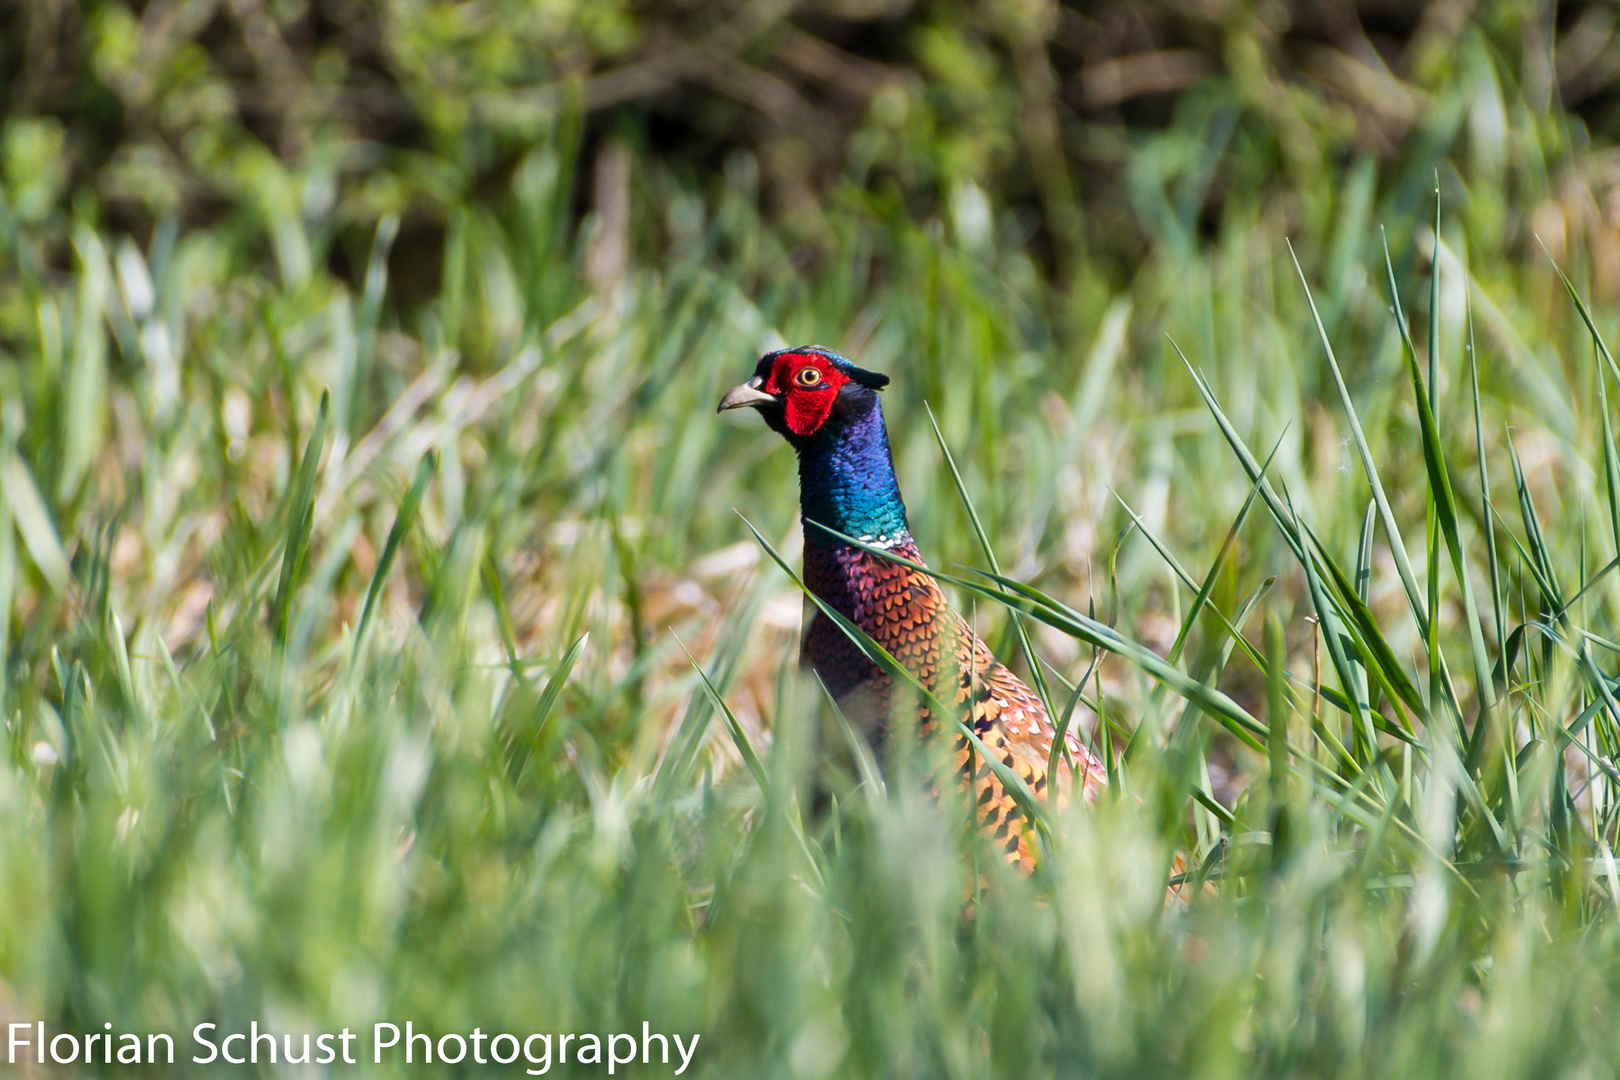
[
  {"left": 6, "top": 0, "right": 1617, "bottom": 296},
  {"left": 10, "top": 0, "right": 1620, "bottom": 1077}
]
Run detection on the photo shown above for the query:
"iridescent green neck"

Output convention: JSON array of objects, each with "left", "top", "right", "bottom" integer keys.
[{"left": 796, "top": 391, "right": 910, "bottom": 547}]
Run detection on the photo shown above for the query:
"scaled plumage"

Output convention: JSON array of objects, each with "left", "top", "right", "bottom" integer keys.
[{"left": 720, "top": 346, "right": 1105, "bottom": 869}]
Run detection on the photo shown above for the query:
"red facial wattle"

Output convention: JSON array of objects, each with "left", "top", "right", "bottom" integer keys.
[{"left": 762, "top": 353, "right": 850, "bottom": 436}]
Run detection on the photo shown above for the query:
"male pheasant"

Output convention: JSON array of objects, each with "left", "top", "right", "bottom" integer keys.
[{"left": 718, "top": 345, "right": 1105, "bottom": 869}]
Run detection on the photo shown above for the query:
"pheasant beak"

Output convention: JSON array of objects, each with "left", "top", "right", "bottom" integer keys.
[{"left": 717, "top": 377, "right": 779, "bottom": 413}]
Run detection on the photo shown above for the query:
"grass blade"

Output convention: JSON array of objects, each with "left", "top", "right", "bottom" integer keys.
[
  {"left": 1293, "top": 235, "right": 1427, "bottom": 638},
  {"left": 674, "top": 633, "right": 769, "bottom": 794},
  {"left": 533, "top": 632, "right": 589, "bottom": 733},
  {"left": 271, "top": 391, "right": 330, "bottom": 644},
  {"left": 353, "top": 449, "right": 437, "bottom": 662},
  {"left": 923, "top": 402, "right": 1058, "bottom": 745},
  {"left": 2, "top": 447, "right": 71, "bottom": 596}
]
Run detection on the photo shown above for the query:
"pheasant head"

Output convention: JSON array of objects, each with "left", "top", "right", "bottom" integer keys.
[
  {"left": 718, "top": 345, "right": 908, "bottom": 545},
  {"left": 717, "top": 345, "right": 890, "bottom": 438}
]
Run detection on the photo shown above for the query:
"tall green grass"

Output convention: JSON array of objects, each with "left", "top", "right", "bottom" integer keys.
[{"left": 8, "top": 54, "right": 1620, "bottom": 1080}]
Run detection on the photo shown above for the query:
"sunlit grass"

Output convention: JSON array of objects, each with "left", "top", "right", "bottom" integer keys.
[{"left": 9, "top": 69, "right": 1620, "bottom": 1080}]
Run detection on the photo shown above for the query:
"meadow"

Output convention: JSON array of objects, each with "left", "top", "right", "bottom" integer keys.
[{"left": 6, "top": 0, "right": 1620, "bottom": 1076}]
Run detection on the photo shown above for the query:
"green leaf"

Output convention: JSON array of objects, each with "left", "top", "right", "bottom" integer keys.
[
  {"left": 271, "top": 391, "right": 330, "bottom": 644},
  {"left": 1291, "top": 234, "right": 1428, "bottom": 638},
  {"left": 353, "top": 449, "right": 437, "bottom": 663},
  {"left": 923, "top": 401, "right": 1058, "bottom": 754},
  {"left": 2, "top": 448, "right": 70, "bottom": 595}
]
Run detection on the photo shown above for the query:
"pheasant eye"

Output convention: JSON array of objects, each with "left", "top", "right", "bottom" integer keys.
[{"left": 795, "top": 367, "right": 823, "bottom": 387}]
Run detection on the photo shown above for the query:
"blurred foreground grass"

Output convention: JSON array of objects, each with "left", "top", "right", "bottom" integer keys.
[{"left": 11, "top": 3, "right": 1620, "bottom": 1077}]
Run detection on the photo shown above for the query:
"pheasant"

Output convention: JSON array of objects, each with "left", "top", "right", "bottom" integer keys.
[{"left": 718, "top": 345, "right": 1105, "bottom": 869}]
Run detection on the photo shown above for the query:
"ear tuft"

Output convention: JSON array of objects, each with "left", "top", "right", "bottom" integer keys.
[{"left": 842, "top": 364, "right": 890, "bottom": 390}]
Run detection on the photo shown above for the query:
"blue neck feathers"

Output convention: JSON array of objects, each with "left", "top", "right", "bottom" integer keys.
[{"left": 795, "top": 390, "right": 911, "bottom": 546}]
